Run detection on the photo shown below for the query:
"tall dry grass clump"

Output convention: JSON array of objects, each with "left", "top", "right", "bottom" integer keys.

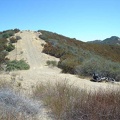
[
  {"left": 0, "top": 80, "right": 40, "bottom": 120},
  {"left": 33, "top": 81, "right": 120, "bottom": 120}
]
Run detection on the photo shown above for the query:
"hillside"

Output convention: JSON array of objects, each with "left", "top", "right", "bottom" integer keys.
[
  {"left": 39, "top": 30, "right": 120, "bottom": 81},
  {"left": 0, "top": 29, "right": 120, "bottom": 81},
  {"left": 88, "top": 36, "right": 120, "bottom": 45},
  {"left": 0, "top": 29, "right": 119, "bottom": 90},
  {"left": 0, "top": 30, "right": 120, "bottom": 119},
  {"left": 5, "top": 30, "right": 115, "bottom": 90},
  {"left": 0, "top": 29, "right": 20, "bottom": 69},
  {"left": 39, "top": 30, "right": 120, "bottom": 62}
]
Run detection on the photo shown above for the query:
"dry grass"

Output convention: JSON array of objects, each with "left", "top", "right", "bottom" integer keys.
[
  {"left": 33, "top": 81, "right": 120, "bottom": 120},
  {"left": 0, "top": 80, "right": 40, "bottom": 120}
]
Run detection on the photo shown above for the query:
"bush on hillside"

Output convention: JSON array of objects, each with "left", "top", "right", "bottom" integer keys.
[
  {"left": 43, "top": 43, "right": 65, "bottom": 58},
  {"left": 0, "top": 38, "right": 7, "bottom": 50},
  {"left": 6, "top": 43, "right": 15, "bottom": 52},
  {"left": 0, "top": 52, "right": 8, "bottom": 70},
  {"left": 0, "top": 39, "right": 7, "bottom": 67},
  {"left": 9, "top": 37, "right": 17, "bottom": 43},
  {"left": 46, "top": 60, "right": 57, "bottom": 67},
  {"left": 16, "top": 36, "right": 21, "bottom": 40},
  {"left": 2, "top": 33, "right": 10, "bottom": 38},
  {"left": 9, "top": 36, "right": 21, "bottom": 43},
  {"left": 75, "top": 57, "right": 120, "bottom": 81},
  {"left": 2, "top": 31, "right": 14, "bottom": 38},
  {"left": 0, "top": 29, "right": 20, "bottom": 39},
  {"left": 6, "top": 60, "right": 30, "bottom": 71},
  {"left": 14, "top": 28, "right": 20, "bottom": 33},
  {"left": 58, "top": 58, "right": 81, "bottom": 74},
  {"left": 0, "top": 29, "right": 20, "bottom": 70}
]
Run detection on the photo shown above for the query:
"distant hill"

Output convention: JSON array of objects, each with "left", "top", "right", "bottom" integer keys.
[{"left": 88, "top": 36, "right": 120, "bottom": 45}]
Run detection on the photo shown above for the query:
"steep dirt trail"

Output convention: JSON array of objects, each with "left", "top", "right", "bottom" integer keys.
[
  {"left": 4, "top": 30, "right": 120, "bottom": 119},
  {"left": 6, "top": 31, "right": 61, "bottom": 120}
]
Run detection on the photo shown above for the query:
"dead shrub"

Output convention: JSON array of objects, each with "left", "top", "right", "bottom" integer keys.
[{"left": 33, "top": 81, "right": 120, "bottom": 120}]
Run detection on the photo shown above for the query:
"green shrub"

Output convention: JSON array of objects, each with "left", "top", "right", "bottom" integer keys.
[
  {"left": 2, "top": 31, "right": 14, "bottom": 38},
  {"left": 16, "top": 36, "right": 21, "bottom": 40},
  {"left": 39, "top": 34, "right": 47, "bottom": 40},
  {"left": 9, "top": 32, "right": 14, "bottom": 36},
  {"left": 9, "top": 36, "right": 21, "bottom": 43},
  {"left": 9, "top": 37, "right": 17, "bottom": 43},
  {"left": 0, "top": 29, "right": 20, "bottom": 69},
  {"left": 6, "top": 60, "right": 30, "bottom": 71},
  {"left": 0, "top": 38, "right": 8, "bottom": 66},
  {"left": 6, "top": 43, "right": 15, "bottom": 52},
  {"left": 43, "top": 43, "right": 65, "bottom": 58},
  {"left": 0, "top": 29, "right": 20, "bottom": 39},
  {"left": 46, "top": 60, "right": 51, "bottom": 66},
  {"left": 2, "top": 33, "right": 9, "bottom": 38},
  {"left": 58, "top": 53, "right": 81, "bottom": 74},
  {"left": 75, "top": 57, "right": 120, "bottom": 81},
  {"left": 0, "top": 52, "right": 8, "bottom": 70},
  {"left": 58, "top": 58, "right": 80, "bottom": 74},
  {"left": 46, "top": 60, "right": 57, "bottom": 67},
  {"left": 14, "top": 28, "right": 20, "bottom": 33},
  {"left": 41, "top": 43, "right": 44, "bottom": 47}
]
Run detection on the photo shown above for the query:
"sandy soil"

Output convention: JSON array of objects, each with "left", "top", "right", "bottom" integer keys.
[{"left": 1, "top": 30, "right": 119, "bottom": 119}]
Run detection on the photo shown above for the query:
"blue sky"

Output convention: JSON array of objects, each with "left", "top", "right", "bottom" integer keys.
[{"left": 0, "top": 0, "right": 120, "bottom": 41}]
